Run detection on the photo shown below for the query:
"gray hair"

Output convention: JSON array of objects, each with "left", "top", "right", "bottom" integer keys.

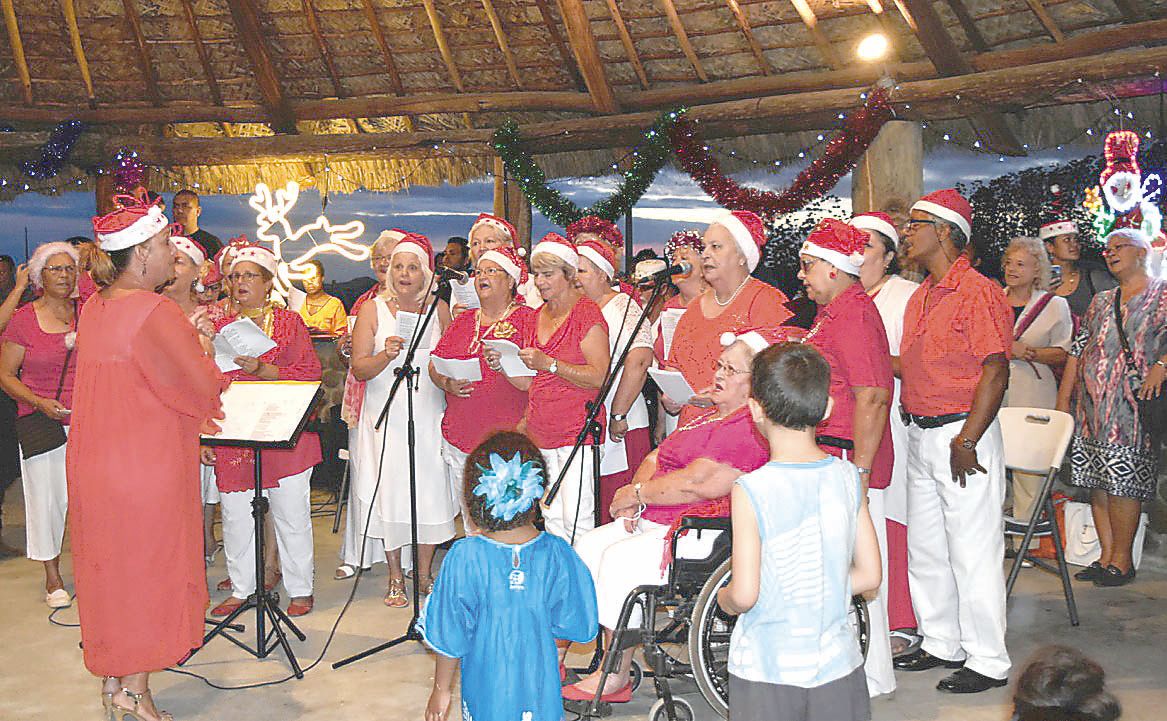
[
  {"left": 28, "top": 241, "right": 80, "bottom": 291},
  {"left": 1003, "top": 236, "right": 1054, "bottom": 291}
]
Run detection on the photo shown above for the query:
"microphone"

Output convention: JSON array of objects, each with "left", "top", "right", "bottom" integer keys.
[
  {"left": 636, "top": 260, "right": 692, "bottom": 286},
  {"left": 435, "top": 266, "right": 469, "bottom": 284}
]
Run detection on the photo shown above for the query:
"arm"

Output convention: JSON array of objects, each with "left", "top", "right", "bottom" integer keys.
[
  {"left": 610, "top": 449, "right": 659, "bottom": 519},
  {"left": 608, "top": 347, "right": 653, "bottom": 441},
  {"left": 0, "top": 265, "right": 29, "bottom": 333},
  {"left": 1024, "top": 346, "right": 1068, "bottom": 367},
  {"left": 850, "top": 385, "right": 890, "bottom": 494},
  {"left": 437, "top": 299, "right": 453, "bottom": 333},
  {"left": 0, "top": 341, "right": 68, "bottom": 419},
  {"left": 717, "top": 484, "right": 760, "bottom": 615},
  {"left": 950, "top": 354, "right": 1009, "bottom": 486},
  {"left": 519, "top": 323, "right": 609, "bottom": 390},
  {"left": 1055, "top": 355, "right": 1079, "bottom": 413},
  {"left": 610, "top": 455, "right": 743, "bottom": 516},
  {"left": 850, "top": 498, "right": 882, "bottom": 596},
  {"left": 890, "top": 356, "right": 902, "bottom": 379},
  {"left": 350, "top": 301, "right": 401, "bottom": 381},
  {"left": 424, "top": 655, "right": 459, "bottom": 721}
]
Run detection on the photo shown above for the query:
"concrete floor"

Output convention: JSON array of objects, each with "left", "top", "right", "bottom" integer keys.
[{"left": 1, "top": 486, "right": 1165, "bottom": 721}]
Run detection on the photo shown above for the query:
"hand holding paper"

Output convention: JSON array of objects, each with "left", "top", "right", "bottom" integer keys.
[
  {"left": 213, "top": 318, "right": 278, "bottom": 372},
  {"left": 431, "top": 355, "right": 483, "bottom": 382},
  {"left": 483, "top": 339, "right": 536, "bottom": 378},
  {"left": 648, "top": 367, "right": 696, "bottom": 405}
]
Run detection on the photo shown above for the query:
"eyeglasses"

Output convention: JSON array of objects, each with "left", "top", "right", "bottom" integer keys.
[
  {"left": 477, "top": 267, "right": 507, "bottom": 277},
  {"left": 1102, "top": 243, "right": 1139, "bottom": 256},
  {"left": 43, "top": 264, "right": 77, "bottom": 275},
  {"left": 904, "top": 219, "right": 937, "bottom": 231},
  {"left": 798, "top": 257, "right": 820, "bottom": 272},
  {"left": 371, "top": 255, "right": 392, "bottom": 264},
  {"left": 713, "top": 360, "right": 750, "bottom": 377},
  {"left": 228, "top": 271, "right": 265, "bottom": 282}
]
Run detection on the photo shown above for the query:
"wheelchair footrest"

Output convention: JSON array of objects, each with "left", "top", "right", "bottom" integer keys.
[{"left": 564, "top": 699, "right": 614, "bottom": 719}]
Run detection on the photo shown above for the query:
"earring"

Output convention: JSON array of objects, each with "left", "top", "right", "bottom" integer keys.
[{"left": 829, "top": 271, "right": 837, "bottom": 280}]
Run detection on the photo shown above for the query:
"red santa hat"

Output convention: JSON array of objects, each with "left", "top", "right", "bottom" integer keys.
[
  {"left": 171, "top": 234, "right": 207, "bottom": 266},
  {"left": 719, "top": 326, "right": 786, "bottom": 355},
  {"left": 911, "top": 188, "right": 973, "bottom": 240},
  {"left": 566, "top": 215, "right": 624, "bottom": 249},
  {"left": 469, "top": 213, "right": 518, "bottom": 245},
  {"left": 801, "top": 218, "right": 869, "bottom": 276},
  {"left": 1038, "top": 220, "right": 1078, "bottom": 240},
  {"left": 479, "top": 246, "right": 529, "bottom": 287},
  {"left": 229, "top": 244, "right": 279, "bottom": 277},
  {"left": 532, "top": 232, "right": 579, "bottom": 269},
  {"left": 392, "top": 232, "right": 435, "bottom": 271},
  {"left": 576, "top": 238, "right": 617, "bottom": 279},
  {"left": 711, "top": 210, "right": 767, "bottom": 272},
  {"left": 91, "top": 195, "right": 170, "bottom": 252},
  {"left": 849, "top": 212, "right": 899, "bottom": 247},
  {"left": 215, "top": 234, "right": 252, "bottom": 271}
]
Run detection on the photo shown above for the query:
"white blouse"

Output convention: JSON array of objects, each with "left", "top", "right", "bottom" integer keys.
[{"left": 1005, "top": 290, "right": 1073, "bottom": 410}]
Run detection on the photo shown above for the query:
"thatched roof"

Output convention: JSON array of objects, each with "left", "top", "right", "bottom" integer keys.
[{"left": 1, "top": 0, "right": 1165, "bottom": 198}]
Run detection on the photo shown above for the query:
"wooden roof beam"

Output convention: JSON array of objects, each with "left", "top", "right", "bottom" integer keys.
[
  {"left": 121, "top": 0, "right": 163, "bottom": 107},
  {"left": 59, "top": 0, "right": 97, "bottom": 108},
  {"left": 790, "top": 0, "right": 843, "bottom": 70},
  {"left": 1110, "top": 0, "right": 1147, "bottom": 23},
  {"left": 1, "top": 0, "right": 32, "bottom": 104},
  {"left": 360, "top": 0, "right": 404, "bottom": 95},
  {"left": 531, "top": 0, "right": 587, "bottom": 92},
  {"left": 480, "top": 0, "right": 524, "bottom": 89},
  {"left": 726, "top": 0, "right": 772, "bottom": 76},
  {"left": 605, "top": 0, "right": 651, "bottom": 89},
  {"left": 177, "top": 0, "right": 222, "bottom": 106},
  {"left": 301, "top": 0, "right": 345, "bottom": 98},
  {"left": 942, "top": 0, "right": 990, "bottom": 52},
  {"left": 1024, "top": 0, "right": 1065, "bottom": 43},
  {"left": 558, "top": 0, "right": 620, "bottom": 112},
  {"left": 226, "top": 0, "right": 297, "bottom": 133},
  {"left": 658, "top": 0, "right": 709, "bottom": 82},
  {"left": 420, "top": 0, "right": 465, "bottom": 92}
]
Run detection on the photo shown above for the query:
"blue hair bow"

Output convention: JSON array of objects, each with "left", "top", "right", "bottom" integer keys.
[{"left": 472, "top": 452, "right": 544, "bottom": 522}]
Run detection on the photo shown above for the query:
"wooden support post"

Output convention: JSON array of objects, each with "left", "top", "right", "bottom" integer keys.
[
  {"left": 492, "top": 157, "right": 532, "bottom": 251},
  {"left": 850, "top": 120, "right": 922, "bottom": 216},
  {"left": 60, "top": 0, "right": 97, "bottom": 108},
  {"left": 226, "top": 0, "right": 298, "bottom": 133},
  {"left": 1, "top": 0, "right": 32, "bottom": 104},
  {"left": 95, "top": 172, "right": 117, "bottom": 215}
]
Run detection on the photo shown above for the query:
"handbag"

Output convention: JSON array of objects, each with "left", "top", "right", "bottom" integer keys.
[
  {"left": 14, "top": 332, "right": 74, "bottom": 460},
  {"left": 1063, "top": 500, "right": 1149, "bottom": 569},
  {"left": 1112, "top": 291, "right": 1167, "bottom": 444}
]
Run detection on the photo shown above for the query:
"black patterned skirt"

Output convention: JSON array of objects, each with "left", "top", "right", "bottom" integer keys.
[{"left": 1070, "top": 435, "right": 1159, "bottom": 502}]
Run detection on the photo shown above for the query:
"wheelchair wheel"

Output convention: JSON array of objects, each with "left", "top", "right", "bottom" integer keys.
[
  {"left": 850, "top": 595, "right": 870, "bottom": 660},
  {"left": 648, "top": 696, "right": 694, "bottom": 721},
  {"left": 687, "top": 558, "right": 733, "bottom": 718},
  {"left": 629, "top": 659, "right": 643, "bottom": 693}
]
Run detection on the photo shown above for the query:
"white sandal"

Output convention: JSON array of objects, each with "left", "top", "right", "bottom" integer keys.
[
  {"left": 45, "top": 588, "right": 72, "bottom": 609},
  {"left": 334, "top": 564, "right": 358, "bottom": 580}
]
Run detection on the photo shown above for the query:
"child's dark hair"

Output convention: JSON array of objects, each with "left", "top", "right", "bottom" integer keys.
[
  {"left": 750, "top": 342, "right": 830, "bottom": 430},
  {"left": 1012, "top": 645, "right": 1121, "bottom": 721},
  {"left": 463, "top": 431, "right": 546, "bottom": 532}
]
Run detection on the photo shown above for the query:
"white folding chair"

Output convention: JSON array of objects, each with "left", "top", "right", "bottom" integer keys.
[{"left": 998, "top": 407, "right": 1078, "bottom": 626}]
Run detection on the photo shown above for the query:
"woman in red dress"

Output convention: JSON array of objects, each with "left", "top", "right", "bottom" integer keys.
[{"left": 68, "top": 199, "right": 223, "bottom": 721}]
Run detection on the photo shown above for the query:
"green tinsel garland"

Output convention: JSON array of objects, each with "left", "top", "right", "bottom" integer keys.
[{"left": 491, "top": 109, "right": 682, "bottom": 227}]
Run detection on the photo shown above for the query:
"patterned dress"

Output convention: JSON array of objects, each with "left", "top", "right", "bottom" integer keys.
[{"left": 1069, "top": 279, "right": 1167, "bottom": 501}]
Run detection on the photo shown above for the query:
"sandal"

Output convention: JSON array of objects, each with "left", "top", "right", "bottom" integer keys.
[
  {"left": 210, "top": 596, "right": 246, "bottom": 617},
  {"left": 112, "top": 687, "right": 173, "bottom": 721},
  {"left": 384, "top": 578, "right": 408, "bottom": 607},
  {"left": 204, "top": 542, "right": 222, "bottom": 567},
  {"left": 419, "top": 576, "right": 436, "bottom": 596},
  {"left": 890, "top": 629, "right": 922, "bottom": 657},
  {"left": 215, "top": 577, "right": 232, "bottom": 592},
  {"left": 286, "top": 596, "right": 314, "bottom": 617},
  {"left": 335, "top": 564, "right": 368, "bottom": 580}
]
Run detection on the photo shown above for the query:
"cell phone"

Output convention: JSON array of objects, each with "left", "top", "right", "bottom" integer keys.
[{"left": 1050, "top": 264, "right": 1063, "bottom": 286}]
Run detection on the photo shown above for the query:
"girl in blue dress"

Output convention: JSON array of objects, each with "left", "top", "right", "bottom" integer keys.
[{"left": 422, "top": 431, "right": 599, "bottom": 721}]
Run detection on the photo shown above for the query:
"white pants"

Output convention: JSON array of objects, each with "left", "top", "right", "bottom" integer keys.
[
  {"left": 864, "top": 487, "right": 895, "bottom": 697},
  {"left": 905, "top": 420, "right": 1010, "bottom": 680},
  {"left": 541, "top": 445, "right": 598, "bottom": 545},
  {"left": 441, "top": 440, "right": 471, "bottom": 525},
  {"left": 201, "top": 465, "right": 221, "bottom": 505},
  {"left": 18, "top": 434, "right": 68, "bottom": 562},
  {"left": 220, "top": 469, "right": 315, "bottom": 599}
]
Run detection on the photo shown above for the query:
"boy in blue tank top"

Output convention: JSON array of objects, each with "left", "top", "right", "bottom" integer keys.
[{"left": 718, "top": 342, "right": 882, "bottom": 721}]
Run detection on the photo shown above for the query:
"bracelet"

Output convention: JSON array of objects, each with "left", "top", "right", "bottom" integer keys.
[
  {"left": 611, "top": 413, "right": 628, "bottom": 422},
  {"left": 633, "top": 482, "right": 643, "bottom": 505},
  {"left": 856, "top": 467, "right": 872, "bottom": 475},
  {"left": 1156, "top": 359, "right": 1167, "bottom": 369}
]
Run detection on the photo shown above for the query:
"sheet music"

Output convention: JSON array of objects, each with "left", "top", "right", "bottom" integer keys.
[
  {"left": 648, "top": 368, "right": 696, "bottom": 404},
  {"left": 203, "top": 381, "right": 321, "bottom": 444},
  {"left": 659, "top": 308, "right": 684, "bottom": 360},
  {"left": 483, "top": 339, "right": 536, "bottom": 378},
  {"left": 431, "top": 355, "right": 483, "bottom": 382},
  {"left": 394, "top": 311, "right": 423, "bottom": 350},
  {"left": 286, "top": 284, "right": 307, "bottom": 312},
  {"left": 213, "top": 318, "right": 278, "bottom": 372},
  {"left": 450, "top": 279, "right": 481, "bottom": 310}
]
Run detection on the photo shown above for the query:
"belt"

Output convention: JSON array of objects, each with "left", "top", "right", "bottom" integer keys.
[
  {"left": 816, "top": 435, "right": 855, "bottom": 451},
  {"left": 900, "top": 410, "right": 969, "bottom": 429}
]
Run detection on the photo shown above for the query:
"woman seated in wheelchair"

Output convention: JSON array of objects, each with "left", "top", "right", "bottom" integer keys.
[
  {"left": 564, "top": 328, "right": 783, "bottom": 703},
  {"left": 718, "top": 343, "right": 882, "bottom": 721}
]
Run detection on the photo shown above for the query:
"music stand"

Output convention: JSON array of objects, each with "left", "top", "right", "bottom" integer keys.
[{"left": 184, "top": 381, "right": 323, "bottom": 678}]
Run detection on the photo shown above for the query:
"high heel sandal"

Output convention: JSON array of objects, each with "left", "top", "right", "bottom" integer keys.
[
  {"left": 101, "top": 678, "right": 116, "bottom": 720},
  {"left": 384, "top": 577, "right": 408, "bottom": 607},
  {"left": 111, "top": 688, "right": 173, "bottom": 721}
]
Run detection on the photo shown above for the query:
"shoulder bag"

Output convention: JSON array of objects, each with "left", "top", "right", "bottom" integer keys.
[
  {"left": 14, "top": 343, "right": 72, "bottom": 459},
  {"left": 1112, "top": 290, "right": 1167, "bottom": 445}
]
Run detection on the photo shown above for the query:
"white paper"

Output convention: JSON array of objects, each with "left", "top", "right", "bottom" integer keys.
[
  {"left": 648, "top": 367, "right": 696, "bottom": 404},
  {"left": 659, "top": 308, "right": 684, "bottom": 360},
  {"left": 450, "top": 279, "right": 481, "bottom": 310},
  {"left": 213, "top": 318, "right": 278, "bottom": 372},
  {"left": 431, "top": 355, "right": 483, "bottom": 382},
  {"left": 346, "top": 315, "right": 357, "bottom": 333},
  {"left": 483, "top": 339, "right": 536, "bottom": 378},
  {"left": 203, "top": 381, "right": 321, "bottom": 444},
  {"left": 286, "top": 284, "right": 307, "bottom": 312},
  {"left": 394, "top": 311, "right": 423, "bottom": 350}
]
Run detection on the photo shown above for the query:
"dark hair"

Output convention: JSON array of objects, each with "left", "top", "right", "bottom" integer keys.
[
  {"left": 750, "top": 342, "right": 830, "bottom": 430},
  {"left": 307, "top": 259, "right": 325, "bottom": 279},
  {"left": 463, "top": 431, "right": 546, "bottom": 532},
  {"left": 445, "top": 237, "right": 469, "bottom": 251},
  {"left": 106, "top": 246, "right": 137, "bottom": 279},
  {"left": 1013, "top": 646, "right": 1121, "bottom": 721},
  {"left": 633, "top": 248, "right": 658, "bottom": 265},
  {"left": 0, "top": 254, "right": 13, "bottom": 270},
  {"left": 64, "top": 236, "right": 91, "bottom": 247},
  {"left": 869, "top": 230, "right": 901, "bottom": 276},
  {"left": 174, "top": 188, "right": 200, "bottom": 204}
]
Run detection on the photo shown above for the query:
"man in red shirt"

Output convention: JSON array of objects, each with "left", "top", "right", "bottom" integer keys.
[{"left": 893, "top": 189, "right": 1013, "bottom": 694}]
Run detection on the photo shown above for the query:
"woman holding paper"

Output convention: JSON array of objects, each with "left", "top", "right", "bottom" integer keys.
[
  {"left": 653, "top": 230, "right": 708, "bottom": 439},
  {"left": 431, "top": 246, "right": 536, "bottom": 530},
  {"left": 349, "top": 232, "right": 455, "bottom": 607},
  {"left": 209, "top": 244, "right": 322, "bottom": 619}
]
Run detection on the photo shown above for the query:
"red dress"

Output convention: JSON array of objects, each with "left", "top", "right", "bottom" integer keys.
[{"left": 66, "top": 292, "right": 224, "bottom": 676}]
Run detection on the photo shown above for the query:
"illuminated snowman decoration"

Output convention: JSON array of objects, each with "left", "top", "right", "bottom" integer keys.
[{"left": 1089, "top": 131, "right": 1164, "bottom": 275}]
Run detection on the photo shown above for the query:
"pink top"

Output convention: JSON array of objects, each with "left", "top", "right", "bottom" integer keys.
[
  {"left": 0, "top": 302, "right": 77, "bottom": 422},
  {"left": 212, "top": 308, "right": 323, "bottom": 492},
  {"left": 641, "top": 407, "right": 769, "bottom": 525},
  {"left": 524, "top": 296, "right": 608, "bottom": 449},
  {"left": 432, "top": 304, "right": 536, "bottom": 453}
]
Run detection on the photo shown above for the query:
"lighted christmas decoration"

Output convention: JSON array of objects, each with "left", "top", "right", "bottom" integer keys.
[
  {"left": 248, "top": 181, "right": 369, "bottom": 297},
  {"left": 18, "top": 119, "right": 86, "bottom": 180},
  {"left": 1085, "top": 130, "right": 1162, "bottom": 243},
  {"left": 113, "top": 148, "right": 146, "bottom": 193}
]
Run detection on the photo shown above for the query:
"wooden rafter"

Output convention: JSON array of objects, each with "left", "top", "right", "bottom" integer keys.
[
  {"left": 790, "top": 0, "right": 843, "bottom": 70},
  {"left": 0, "top": 0, "right": 31, "bottom": 104},
  {"left": 225, "top": 0, "right": 297, "bottom": 133},
  {"left": 480, "top": 0, "right": 524, "bottom": 89},
  {"left": 726, "top": 0, "right": 771, "bottom": 76},
  {"left": 177, "top": 0, "right": 222, "bottom": 106},
  {"left": 121, "top": 0, "right": 162, "bottom": 107},
  {"left": 1024, "top": 0, "right": 1065, "bottom": 43},
  {"left": 658, "top": 0, "right": 708, "bottom": 82},
  {"left": 59, "top": 0, "right": 97, "bottom": 108},
  {"left": 558, "top": 0, "right": 620, "bottom": 113},
  {"left": 942, "top": 0, "right": 990, "bottom": 52},
  {"left": 531, "top": 0, "right": 586, "bottom": 92},
  {"left": 360, "top": 0, "right": 404, "bottom": 95},
  {"left": 605, "top": 0, "right": 650, "bottom": 89},
  {"left": 301, "top": 0, "right": 345, "bottom": 97},
  {"left": 1110, "top": 0, "right": 1147, "bottom": 23},
  {"left": 420, "top": 0, "right": 465, "bottom": 92}
]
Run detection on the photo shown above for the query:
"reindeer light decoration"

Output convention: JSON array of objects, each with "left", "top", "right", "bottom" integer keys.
[{"left": 248, "top": 180, "right": 369, "bottom": 298}]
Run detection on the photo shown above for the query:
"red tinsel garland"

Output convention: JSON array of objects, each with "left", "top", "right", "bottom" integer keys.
[{"left": 669, "top": 86, "right": 894, "bottom": 221}]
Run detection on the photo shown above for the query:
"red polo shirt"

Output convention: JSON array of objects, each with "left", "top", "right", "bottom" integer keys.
[
  {"left": 900, "top": 255, "right": 1013, "bottom": 417},
  {"left": 805, "top": 282, "right": 895, "bottom": 489}
]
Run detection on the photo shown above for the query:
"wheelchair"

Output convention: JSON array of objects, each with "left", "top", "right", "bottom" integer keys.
[{"left": 567, "top": 516, "right": 870, "bottom": 721}]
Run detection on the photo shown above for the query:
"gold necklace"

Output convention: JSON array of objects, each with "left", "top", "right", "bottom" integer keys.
[
  {"left": 712, "top": 275, "right": 750, "bottom": 307},
  {"left": 238, "top": 301, "right": 275, "bottom": 336},
  {"left": 676, "top": 408, "right": 729, "bottom": 433},
  {"left": 470, "top": 302, "right": 516, "bottom": 354}
]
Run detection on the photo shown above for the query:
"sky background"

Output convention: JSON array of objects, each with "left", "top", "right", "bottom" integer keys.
[{"left": 0, "top": 145, "right": 1090, "bottom": 282}]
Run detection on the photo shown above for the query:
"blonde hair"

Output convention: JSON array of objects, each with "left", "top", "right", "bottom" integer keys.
[
  {"left": 28, "top": 242, "right": 80, "bottom": 291},
  {"left": 531, "top": 251, "right": 576, "bottom": 280},
  {"left": 1003, "top": 236, "right": 1054, "bottom": 291}
]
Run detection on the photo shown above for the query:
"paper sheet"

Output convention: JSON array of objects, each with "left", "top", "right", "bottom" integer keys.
[
  {"left": 213, "top": 318, "right": 278, "bottom": 372},
  {"left": 286, "top": 285, "right": 307, "bottom": 312},
  {"left": 203, "top": 381, "right": 321, "bottom": 444},
  {"left": 450, "top": 279, "right": 481, "bottom": 310},
  {"left": 395, "top": 311, "right": 423, "bottom": 350},
  {"left": 659, "top": 308, "right": 684, "bottom": 360},
  {"left": 648, "top": 367, "right": 696, "bottom": 404},
  {"left": 431, "top": 355, "right": 483, "bottom": 382},
  {"left": 483, "top": 339, "right": 536, "bottom": 378},
  {"left": 347, "top": 315, "right": 357, "bottom": 333}
]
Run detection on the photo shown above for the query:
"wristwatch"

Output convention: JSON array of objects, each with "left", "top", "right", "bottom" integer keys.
[
  {"left": 953, "top": 435, "right": 976, "bottom": 450},
  {"left": 1156, "top": 359, "right": 1167, "bottom": 369},
  {"left": 548, "top": 359, "right": 559, "bottom": 375},
  {"left": 611, "top": 412, "right": 628, "bottom": 422},
  {"left": 633, "top": 482, "right": 643, "bottom": 504}
]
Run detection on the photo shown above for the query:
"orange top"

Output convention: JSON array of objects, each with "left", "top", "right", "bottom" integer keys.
[
  {"left": 298, "top": 293, "right": 348, "bottom": 336},
  {"left": 900, "top": 255, "right": 1013, "bottom": 416}
]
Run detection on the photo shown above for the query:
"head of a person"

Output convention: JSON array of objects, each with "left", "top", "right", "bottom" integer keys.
[
  {"left": 850, "top": 212, "right": 900, "bottom": 288},
  {"left": 1040, "top": 220, "right": 1081, "bottom": 264},
  {"left": 904, "top": 189, "right": 973, "bottom": 266},
  {"left": 197, "top": 261, "right": 224, "bottom": 304},
  {"left": 302, "top": 260, "right": 326, "bottom": 295},
  {"left": 170, "top": 235, "right": 208, "bottom": 297},
  {"left": 476, "top": 246, "right": 527, "bottom": 305},
  {"left": 1011, "top": 645, "right": 1120, "bottom": 721},
  {"left": 712, "top": 329, "right": 782, "bottom": 413},
  {"left": 702, "top": 210, "right": 766, "bottom": 288},
  {"left": 0, "top": 254, "right": 15, "bottom": 296},
  {"left": 797, "top": 218, "right": 867, "bottom": 305},
  {"left": 28, "top": 242, "right": 80, "bottom": 300},
  {"left": 665, "top": 230, "right": 706, "bottom": 288},
  {"left": 566, "top": 215, "right": 624, "bottom": 258},
  {"left": 575, "top": 239, "right": 617, "bottom": 302},
  {"left": 92, "top": 199, "right": 176, "bottom": 290},
  {"left": 1102, "top": 227, "right": 1151, "bottom": 281},
  {"left": 172, "top": 189, "right": 201, "bottom": 230},
  {"left": 530, "top": 233, "right": 578, "bottom": 302},
  {"left": 749, "top": 342, "right": 832, "bottom": 433},
  {"left": 371, "top": 229, "right": 406, "bottom": 287},
  {"left": 468, "top": 214, "right": 517, "bottom": 264},
  {"left": 389, "top": 233, "right": 434, "bottom": 300},
  {"left": 1002, "top": 237, "right": 1053, "bottom": 292},
  {"left": 227, "top": 246, "right": 278, "bottom": 309},
  {"left": 442, "top": 237, "right": 469, "bottom": 270},
  {"left": 463, "top": 431, "right": 547, "bottom": 533}
]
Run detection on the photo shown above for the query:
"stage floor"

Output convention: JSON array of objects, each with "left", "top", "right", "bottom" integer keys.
[{"left": 1, "top": 486, "right": 1164, "bottom": 721}]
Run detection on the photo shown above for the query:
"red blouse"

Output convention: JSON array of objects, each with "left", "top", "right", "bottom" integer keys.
[
  {"left": 0, "top": 303, "right": 77, "bottom": 423},
  {"left": 432, "top": 304, "right": 536, "bottom": 453},
  {"left": 212, "top": 308, "right": 323, "bottom": 492}
]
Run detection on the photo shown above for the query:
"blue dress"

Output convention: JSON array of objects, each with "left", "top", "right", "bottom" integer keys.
[{"left": 421, "top": 532, "right": 599, "bottom": 721}]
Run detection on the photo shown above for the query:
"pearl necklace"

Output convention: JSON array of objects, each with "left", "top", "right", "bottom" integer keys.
[{"left": 712, "top": 275, "right": 750, "bottom": 307}]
